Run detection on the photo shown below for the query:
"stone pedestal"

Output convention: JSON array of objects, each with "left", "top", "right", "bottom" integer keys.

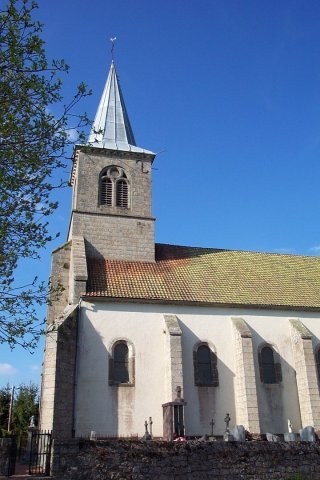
[{"left": 162, "top": 400, "right": 187, "bottom": 441}]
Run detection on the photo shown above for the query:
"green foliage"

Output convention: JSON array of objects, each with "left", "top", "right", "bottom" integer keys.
[
  {"left": 0, "top": 383, "right": 39, "bottom": 452},
  {"left": 0, "top": 384, "right": 10, "bottom": 431},
  {"left": 12, "top": 383, "right": 38, "bottom": 433},
  {"left": 0, "top": 0, "right": 91, "bottom": 349}
]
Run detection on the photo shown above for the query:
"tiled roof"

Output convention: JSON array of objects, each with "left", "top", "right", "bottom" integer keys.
[{"left": 85, "top": 243, "right": 320, "bottom": 310}]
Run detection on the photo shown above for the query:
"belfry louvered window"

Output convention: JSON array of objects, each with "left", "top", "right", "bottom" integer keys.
[
  {"left": 116, "top": 179, "right": 128, "bottom": 207},
  {"left": 258, "top": 344, "right": 282, "bottom": 384},
  {"left": 193, "top": 343, "right": 219, "bottom": 386},
  {"left": 100, "top": 176, "right": 112, "bottom": 206},
  {"left": 99, "top": 166, "right": 129, "bottom": 208}
]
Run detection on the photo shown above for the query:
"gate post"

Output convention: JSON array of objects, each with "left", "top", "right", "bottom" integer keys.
[{"left": 27, "top": 424, "right": 37, "bottom": 463}]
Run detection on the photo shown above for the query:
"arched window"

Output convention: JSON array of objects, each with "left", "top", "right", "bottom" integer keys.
[
  {"left": 193, "top": 343, "right": 219, "bottom": 386},
  {"left": 258, "top": 344, "right": 282, "bottom": 384},
  {"left": 109, "top": 340, "right": 134, "bottom": 386},
  {"left": 114, "top": 343, "right": 129, "bottom": 383},
  {"left": 99, "top": 166, "right": 129, "bottom": 208}
]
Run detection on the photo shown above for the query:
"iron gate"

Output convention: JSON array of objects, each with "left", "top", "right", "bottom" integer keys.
[
  {"left": 29, "top": 430, "right": 52, "bottom": 476},
  {"left": 7, "top": 435, "right": 17, "bottom": 476}
]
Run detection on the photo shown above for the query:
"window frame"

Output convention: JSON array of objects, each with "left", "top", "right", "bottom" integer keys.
[
  {"left": 258, "top": 343, "right": 282, "bottom": 385},
  {"left": 99, "top": 166, "right": 130, "bottom": 209},
  {"left": 109, "top": 339, "right": 135, "bottom": 386},
  {"left": 193, "top": 342, "right": 219, "bottom": 387}
]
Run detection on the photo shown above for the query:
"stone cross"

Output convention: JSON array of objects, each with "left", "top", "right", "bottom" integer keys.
[
  {"left": 176, "top": 386, "right": 182, "bottom": 400},
  {"left": 149, "top": 417, "right": 153, "bottom": 437},
  {"left": 224, "top": 413, "right": 231, "bottom": 432},
  {"left": 143, "top": 420, "right": 151, "bottom": 441},
  {"left": 210, "top": 418, "right": 215, "bottom": 436}
]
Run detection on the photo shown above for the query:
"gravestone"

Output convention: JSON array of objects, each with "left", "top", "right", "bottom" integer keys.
[
  {"left": 299, "top": 426, "right": 315, "bottom": 442},
  {"left": 223, "top": 432, "right": 234, "bottom": 442},
  {"left": 230, "top": 425, "right": 245, "bottom": 442},
  {"left": 266, "top": 432, "right": 280, "bottom": 442},
  {"left": 284, "top": 419, "right": 298, "bottom": 441},
  {"left": 284, "top": 432, "right": 298, "bottom": 442}
]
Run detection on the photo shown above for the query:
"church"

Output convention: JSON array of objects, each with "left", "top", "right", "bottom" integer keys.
[{"left": 39, "top": 59, "right": 320, "bottom": 441}]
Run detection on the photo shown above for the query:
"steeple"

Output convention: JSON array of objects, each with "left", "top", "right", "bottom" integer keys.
[
  {"left": 69, "top": 58, "right": 156, "bottom": 264},
  {"left": 88, "top": 61, "right": 154, "bottom": 154}
]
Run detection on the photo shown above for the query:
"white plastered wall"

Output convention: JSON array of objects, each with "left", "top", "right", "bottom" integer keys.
[{"left": 74, "top": 301, "right": 320, "bottom": 438}]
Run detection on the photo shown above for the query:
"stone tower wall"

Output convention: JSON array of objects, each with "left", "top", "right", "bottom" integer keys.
[
  {"left": 40, "top": 242, "right": 74, "bottom": 431},
  {"left": 70, "top": 212, "right": 154, "bottom": 261},
  {"left": 68, "top": 147, "right": 155, "bottom": 262}
]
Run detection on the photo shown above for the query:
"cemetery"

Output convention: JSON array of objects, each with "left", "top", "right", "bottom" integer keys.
[{"left": 1, "top": 413, "right": 320, "bottom": 478}]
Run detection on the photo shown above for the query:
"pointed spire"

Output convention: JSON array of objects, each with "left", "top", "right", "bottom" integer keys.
[{"left": 88, "top": 61, "right": 154, "bottom": 154}]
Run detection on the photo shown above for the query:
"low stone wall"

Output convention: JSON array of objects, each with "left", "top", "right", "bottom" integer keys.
[{"left": 52, "top": 439, "right": 320, "bottom": 480}]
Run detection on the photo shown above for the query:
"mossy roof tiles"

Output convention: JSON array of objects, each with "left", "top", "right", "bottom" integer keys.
[{"left": 85, "top": 243, "right": 320, "bottom": 310}]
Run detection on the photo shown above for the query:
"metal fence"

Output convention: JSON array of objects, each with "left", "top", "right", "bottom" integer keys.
[{"left": 29, "top": 430, "right": 52, "bottom": 476}]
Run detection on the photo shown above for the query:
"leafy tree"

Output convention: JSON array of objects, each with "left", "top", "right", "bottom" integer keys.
[
  {"left": 0, "top": 383, "right": 38, "bottom": 452},
  {"left": 12, "top": 383, "right": 38, "bottom": 443},
  {"left": 0, "top": 0, "right": 91, "bottom": 349},
  {"left": 0, "top": 384, "right": 10, "bottom": 434}
]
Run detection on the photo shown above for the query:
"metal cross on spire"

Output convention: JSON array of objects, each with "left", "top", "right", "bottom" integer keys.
[{"left": 110, "top": 37, "right": 117, "bottom": 61}]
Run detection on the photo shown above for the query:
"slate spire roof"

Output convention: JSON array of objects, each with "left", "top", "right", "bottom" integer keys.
[{"left": 88, "top": 61, "right": 154, "bottom": 154}]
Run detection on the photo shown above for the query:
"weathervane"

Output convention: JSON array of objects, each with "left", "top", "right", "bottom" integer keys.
[{"left": 110, "top": 37, "right": 117, "bottom": 61}]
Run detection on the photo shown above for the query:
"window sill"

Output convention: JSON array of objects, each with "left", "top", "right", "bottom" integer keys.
[
  {"left": 195, "top": 383, "right": 219, "bottom": 387},
  {"left": 109, "top": 382, "right": 135, "bottom": 387},
  {"left": 262, "top": 382, "right": 281, "bottom": 388}
]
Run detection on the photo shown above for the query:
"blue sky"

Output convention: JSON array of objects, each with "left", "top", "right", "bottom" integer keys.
[{"left": 1, "top": 0, "right": 320, "bottom": 388}]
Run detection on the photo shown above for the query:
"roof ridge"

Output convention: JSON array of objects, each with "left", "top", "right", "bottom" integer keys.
[{"left": 155, "top": 243, "right": 320, "bottom": 260}]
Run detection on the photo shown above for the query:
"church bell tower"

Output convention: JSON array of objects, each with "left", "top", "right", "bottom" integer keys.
[
  {"left": 40, "top": 59, "right": 156, "bottom": 439},
  {"left": 69, "top": 60, "right": 156, "bottom": 262}
]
